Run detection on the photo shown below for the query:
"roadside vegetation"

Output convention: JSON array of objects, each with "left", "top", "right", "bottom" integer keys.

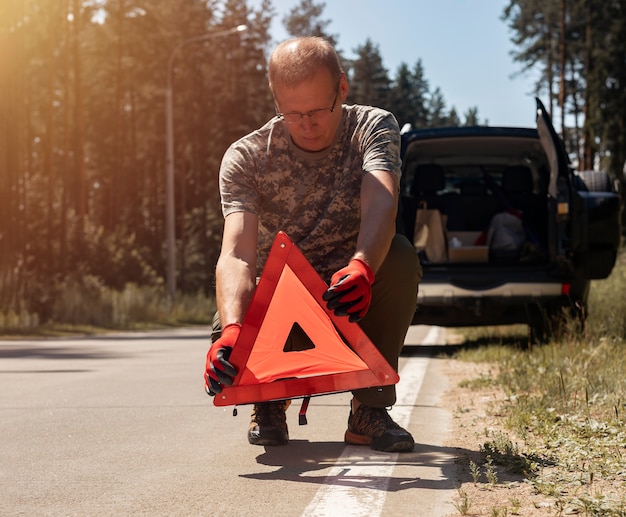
[
  {"left": 0, "top": 278, "right": 215, "bottom": 336},
  {"left": 451, "top": 249, "right": 626, "bottom": 515}
]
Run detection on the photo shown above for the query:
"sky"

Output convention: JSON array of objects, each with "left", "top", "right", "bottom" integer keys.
[{"left": 261, "top": 0, "right": 541, "bottom": 127}]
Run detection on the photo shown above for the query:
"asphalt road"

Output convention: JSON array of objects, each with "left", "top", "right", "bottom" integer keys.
[{"left": 0, "top": 326, "right": 458, "bottom": 516}]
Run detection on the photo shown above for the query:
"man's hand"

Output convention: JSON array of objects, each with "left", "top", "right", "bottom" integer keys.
[
  {"left": 323, "top": 258, "right": 375, "bottom": 322},
  {"left": 204, "top": 323, "right": 241, "bottom": 396}
]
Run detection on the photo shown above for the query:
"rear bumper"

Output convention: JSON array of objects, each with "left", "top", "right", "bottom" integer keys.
[
  {"left": 418, "top": 281, "right": 564, "bottom": 304},
  {"left": 413, "top": 281, "right": 572, "bottom": 327}
]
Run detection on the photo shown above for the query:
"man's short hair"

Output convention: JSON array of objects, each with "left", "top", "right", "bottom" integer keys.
[{"left": 268, "top": 37, "right": 343, "bottom": 91}]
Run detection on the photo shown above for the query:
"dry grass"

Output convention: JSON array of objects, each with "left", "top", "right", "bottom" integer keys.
[{"left": 0, "top": 280, "right": 215, "bottom": 336}]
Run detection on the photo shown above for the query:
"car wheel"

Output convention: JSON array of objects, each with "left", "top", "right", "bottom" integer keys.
[
  {"left": 528, "top": 304, "right": 558, "bottom": 344},
  {"left": 527, "top": 299, "right": 586, "bottom": 345}
]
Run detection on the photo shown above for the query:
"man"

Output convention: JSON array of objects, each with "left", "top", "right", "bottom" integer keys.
[{"left": 205, "top": 37, "right": 422, "bottom": 453}]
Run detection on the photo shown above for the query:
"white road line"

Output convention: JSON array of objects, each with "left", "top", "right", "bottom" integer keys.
[{"left": 300, "top": 326, "right": 443, "bottom": 517}]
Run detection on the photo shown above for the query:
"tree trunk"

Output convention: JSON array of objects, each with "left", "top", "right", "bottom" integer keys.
[
  {"left": 60, "top": 0, "right": 72, "bottom": 264},
  {"left": 559, "top": 0, "right": 567, "bottom": 137},
  {"left": 44, "top": 6, "right": 60, "bottom": 272},
  {"left": 72, "top": 0, "right": 87, "bottom": 222},
  {"left": 582, "top": 5, "right": 594, "bottom": 170}
]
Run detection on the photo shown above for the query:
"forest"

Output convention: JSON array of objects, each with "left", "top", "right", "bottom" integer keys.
[{"left": 1, "top": 0, "right": 625, "bottom": 328}]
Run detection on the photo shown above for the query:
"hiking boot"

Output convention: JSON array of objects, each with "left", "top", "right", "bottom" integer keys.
[
  {"left": 248, "top": 400, "right": 290, "bottom": 446},
  {"left": 345, "top": 403, "right": 415, "bottom": 452}
]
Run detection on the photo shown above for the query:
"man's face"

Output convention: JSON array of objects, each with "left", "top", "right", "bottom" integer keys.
[{"left": 273, "top": 69, "right": 347, "bottom": 152}]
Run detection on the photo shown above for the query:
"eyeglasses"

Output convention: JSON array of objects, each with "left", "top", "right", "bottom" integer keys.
[{"left": 275, "top": 81, "right": 340, "bottom": 125}]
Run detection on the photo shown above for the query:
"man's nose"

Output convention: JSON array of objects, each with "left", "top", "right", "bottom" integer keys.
[{"left": 298, "top": 114, "right": 315, "bottom": 130}]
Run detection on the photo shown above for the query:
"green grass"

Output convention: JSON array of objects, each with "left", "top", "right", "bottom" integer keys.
[
  {"left": 0, "top": 281, "right": 215, "bottom": 336},
  {"left": 453, "top": 250, "right": 626, "bottom": 515}
]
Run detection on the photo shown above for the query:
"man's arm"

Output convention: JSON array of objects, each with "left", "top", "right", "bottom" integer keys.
[
  {"left": 205, "top": 211, "right": 257, "bottom": 395},
  {"left": 322, "top": 169, "right": 398, "bottom": 322},
  {"left": 215, "top": 211, "right": 259, "bottom": 326},
  {"left": 353, "top": 169, "right": 399, "bottom": 273}
]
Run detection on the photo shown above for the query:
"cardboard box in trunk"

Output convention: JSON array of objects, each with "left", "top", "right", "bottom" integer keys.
[{"left": 448, "top": 231, "right": 489, "bottom": 263}]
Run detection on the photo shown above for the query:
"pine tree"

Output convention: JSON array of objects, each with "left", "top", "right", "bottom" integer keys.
[{"left": 348, "top": 39, "right": 391, "bottom": 110}]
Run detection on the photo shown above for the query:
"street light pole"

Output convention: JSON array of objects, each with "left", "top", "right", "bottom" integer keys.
[{"left": 165, "top": 24, "right": 247, "bottom": 305}]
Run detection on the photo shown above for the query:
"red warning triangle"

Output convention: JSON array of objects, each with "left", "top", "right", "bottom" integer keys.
[{"left": 213, "top": 231, "right": 399, "bottom": 407}]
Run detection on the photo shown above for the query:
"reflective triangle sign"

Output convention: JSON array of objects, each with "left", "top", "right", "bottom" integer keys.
[{"left": 213, "top": 231, "right": 399, "bottom": 407}]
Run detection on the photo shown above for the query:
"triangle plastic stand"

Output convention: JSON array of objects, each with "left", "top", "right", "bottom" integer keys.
[{"left": 213, "top": 231, "right": 399, "bottom": 407}]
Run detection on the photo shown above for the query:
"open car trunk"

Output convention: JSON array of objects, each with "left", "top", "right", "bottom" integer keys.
[
  {"left": 400, "top": 128, "right": 554, "bottom": 271},
  {"left": 397, "top": 99, "right": 621, "bottom": 331}
]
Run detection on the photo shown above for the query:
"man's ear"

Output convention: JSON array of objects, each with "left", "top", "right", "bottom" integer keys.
[{"left": 339, "top": 73, "right": 349, "bottom": 101}]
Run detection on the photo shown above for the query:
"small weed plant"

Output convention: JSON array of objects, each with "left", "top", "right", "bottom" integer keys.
[
  {"left": 453, "top": 487, "right": 472, "bottom": 515},
  {"left": 469, "top": 460, "right": 481, "bottom": 484}
]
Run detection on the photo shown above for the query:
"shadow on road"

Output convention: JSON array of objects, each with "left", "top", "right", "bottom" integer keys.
[
  {"left": 402, "top": 334, "right": 532, "bottom": 358},
  {"left": 402, "top": 342, "right": 465, "bottom": 357},
  {"left": 241, "top": 440, "right": 468, "bottom": 492}
]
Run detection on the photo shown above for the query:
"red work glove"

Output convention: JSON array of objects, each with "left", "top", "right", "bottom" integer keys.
[
  {"left": 323, "top": 258, "right": 375, "bottom": 323},
  {"left": 204, "top": 323, "right": 240, "bottom": 396}
]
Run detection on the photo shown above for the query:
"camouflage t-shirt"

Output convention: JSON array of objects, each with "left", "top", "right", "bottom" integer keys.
[{"left": 219, "top": 104, "right": 401, "bottom": 282}]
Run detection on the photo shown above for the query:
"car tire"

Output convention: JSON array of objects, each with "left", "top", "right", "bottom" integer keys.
[
  {"left": 528, "top": 299, "right": 586, "bottom": 345},
  {"left": 528, "top": 304, "right": 559, "bottom": 345}
]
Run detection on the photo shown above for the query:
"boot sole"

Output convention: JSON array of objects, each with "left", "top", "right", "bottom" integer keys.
[
  {"left": 345, "top": 429, "right": 414, "bottom": 452},
  {"left": 248, "top": 430, "right": 289, "bottom": 446}
]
